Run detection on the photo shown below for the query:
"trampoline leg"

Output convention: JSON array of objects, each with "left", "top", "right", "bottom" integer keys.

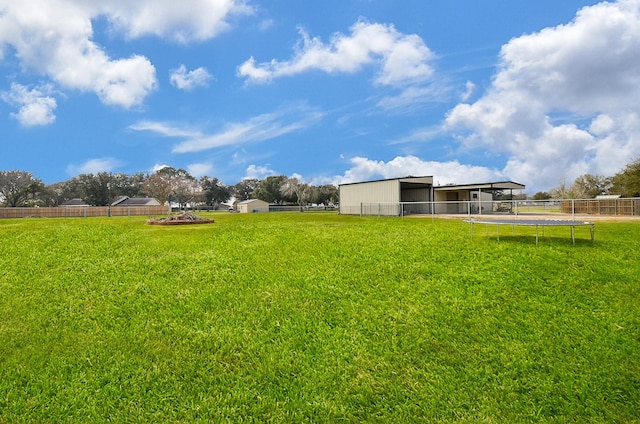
[
  {"left": 590, "top": 225, "right": 594, "bottom": 243},
  {"left": 571, "top": 226, "right": 575, "bottom": 245},
  {"left": 535, "top": 225, "right": 539, "bottom": 245}
]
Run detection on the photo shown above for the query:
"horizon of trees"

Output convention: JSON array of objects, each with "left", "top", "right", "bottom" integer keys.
[
  {"left": 0, "top": 167, "right": 340, "bottom": 209},
  {"left": 2, "top": 157, "right": 639, "bottom": 207},
  {"left": 531, "top": 157, "right": 640, "bottom": 200}
]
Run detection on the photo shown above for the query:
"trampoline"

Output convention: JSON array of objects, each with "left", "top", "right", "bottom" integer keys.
[{"left": 464, "top": 219, "right": 595, "bottom": 245}]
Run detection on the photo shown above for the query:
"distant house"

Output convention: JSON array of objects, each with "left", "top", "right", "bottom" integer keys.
[
  {"left": 237, "top": 199, "right": 269, "bottom": 213},
  {"left": 111, "top": 196, "right": 161, "bottom": 206},
  {"left": 60, "top": 198, "right": 89, "bottom": 207}
]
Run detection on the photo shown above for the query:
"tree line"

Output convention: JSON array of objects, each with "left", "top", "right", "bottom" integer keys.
[
  {"left": 2, "top": 156, "right": 639, "bottom": 207},
  {"left": 0, "top": 167, "right": 339, "bottom": 209},
  {"left": 531, "top": 157, "right": 640, "bottom": 200}
]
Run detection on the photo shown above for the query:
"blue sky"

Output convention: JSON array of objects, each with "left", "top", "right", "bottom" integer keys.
[{"left": 2, "top": 0, "right": 639, "bottom": 193}]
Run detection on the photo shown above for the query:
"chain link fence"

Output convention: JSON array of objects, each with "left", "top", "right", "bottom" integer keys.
[{"left": 353, "top": 198, "right": 640, "bottom": 218}]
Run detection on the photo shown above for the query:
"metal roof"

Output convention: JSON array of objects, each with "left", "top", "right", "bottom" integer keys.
[
  {"left": 434, "top": 181, "right": 525, "bottom": 191},
  {"left": 339, "top": 176, "right": 433, "bottom": 187},
  {"left": 238, "top": 198, "right": 268, "bottom": 204}
]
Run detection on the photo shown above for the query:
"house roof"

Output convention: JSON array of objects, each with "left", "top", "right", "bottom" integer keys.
[
  {"left": 61, "top": 198, "right": 89, "bottom": 206},
  {"left": 113, "top": 197, "right": 160, "bottom": 206}
]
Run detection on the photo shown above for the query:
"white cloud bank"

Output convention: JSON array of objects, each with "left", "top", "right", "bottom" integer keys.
[
  {"left": 334, "top": 156, "right": 503, "bottom": 186},
  {"left": 1, "top": 83, "right": 57, "bottom": 127},
  {"left": 0, "top": 0, "right": 250, "bottom": 119},
  {"left": 238, "top": 20, "right": 435, "bottom": 87},
  {"left": 445, "top": 0, "right": 640, "bottom": 192},
  {"left": 66, "top": 157, "right": 122, "bottom": 176}
]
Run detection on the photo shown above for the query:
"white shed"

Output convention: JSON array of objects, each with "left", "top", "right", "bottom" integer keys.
[{"left": 238, "top": 199, "right": 269, "bottom": 213}]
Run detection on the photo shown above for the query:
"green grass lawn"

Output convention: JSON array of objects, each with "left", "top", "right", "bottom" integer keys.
[{"left": 0, "top": 212, "right": 638, "bottom": 423}]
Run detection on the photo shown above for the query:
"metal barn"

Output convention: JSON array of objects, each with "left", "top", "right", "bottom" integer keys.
[
  {"left": 339, "top": 177, "right": 525, "bottom": 216},
  {"left": 339, "top": 176, "right": 434, "bottom": 216}
]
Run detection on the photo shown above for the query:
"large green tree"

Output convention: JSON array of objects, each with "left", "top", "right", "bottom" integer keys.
[
  {"left": 0, "top": 170, "right": 42, "bottom": 207},
  {"left": 313, "top": 184, "right": 339, "bottom": 206},
  {"left": 280, "top": 177, "right": 313, "bottom": 211},
  {"left": 142, "top": 167, "right": 200, "bottom": 208},
  {"left": 531, "top": 191, "right": 551, "bottom": 200},
  {"left": 141, "top": 172, "right": 173, "bottom": 206},
  {"left": 253, "top": 175, "right": 288, "bottom": 203},
  {"left": 200, "top": 176, "right": 231, "bottom": 207},
  {"left": 78, "top": 173, "right": 118, "bottom": 206},
  {"left": 611, "top": 157, "right": 640, "bottom": 197},
  {"left": 570, "top": 174, "right": 612, "bottom": 198},
  {"left": 232, "top": 179, "right": 259, "bottom": 201}
]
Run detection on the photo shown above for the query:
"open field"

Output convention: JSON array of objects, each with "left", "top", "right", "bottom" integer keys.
[{"left": 1, "top": 212, "right": 639, "bottom": 422}]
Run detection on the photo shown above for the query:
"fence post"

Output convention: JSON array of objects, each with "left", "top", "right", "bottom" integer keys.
[{"left": 431, "top": 201, "right": 435, "bottom": 222}]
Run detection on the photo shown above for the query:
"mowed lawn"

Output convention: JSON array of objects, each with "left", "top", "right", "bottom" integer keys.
[{"left": 0, "top": 212, "right": 638, "bottom": 423}]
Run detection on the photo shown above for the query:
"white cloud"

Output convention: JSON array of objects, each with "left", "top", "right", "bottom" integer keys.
[
  {"left": 0, "top": 1, "right": 157, "bottom": 109},
  {"left": 1, "top": 83, "right": 57, "bottom": 127},
  {"left": 244, "top": 164, "right": 276, "bottom": 180},
  {"left": 130, "top": 121, "right": 200, "bottom": 138},
  {"left": 187, "top": 163, "right": 213, "bottom": 178},
  {"left": 67, "top": 157, "right": 122, "bottom": 175},
  {"left": 445, "top": 0, "right": 640, "bottom": 192},
  {"left": 238, "top": 20, "right": 435, "bottom": 87},
  {"left": 131, "top": 106, "right": 324, "bottom": 153},
  {"left": 390, "top": 126, "right": 442, "bottom": 145},
  {"left": 152, "top": 164, "right": 172, "bottom": 173},
  {"left": 170, "top": 65, "right": 213, "bottom": 90},
  {"left": 334, "top": 155, "right": 503, "bottom": 186},
  {"left": 0, "top": 0, "right": 251, "bottom": 110},
  {"left": 460, "top": 81, "right": 475, "bottom": 102},
  {"left": 100, "top": 0, "right": 253, "bottom": 42}
]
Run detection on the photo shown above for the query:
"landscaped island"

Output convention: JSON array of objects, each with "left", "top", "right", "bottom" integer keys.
[{"left": 146, "top": 211, "right": 215, "bottom": 225}]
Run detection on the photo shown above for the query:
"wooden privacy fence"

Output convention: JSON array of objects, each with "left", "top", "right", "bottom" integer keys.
[
  {"left": 0, "top": 205, "right": 170, "bottom": 219},
  {"left": 561, "top": 198, "right": 640, "bottom": 216}
]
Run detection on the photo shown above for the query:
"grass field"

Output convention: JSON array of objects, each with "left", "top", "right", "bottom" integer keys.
[{"left": 1, "top": 212, "right": 638, "bottom": 422}]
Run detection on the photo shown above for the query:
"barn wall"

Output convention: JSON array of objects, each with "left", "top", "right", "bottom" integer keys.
[{"left": 339, "top": 180, "right": 400, "bottom": 215}]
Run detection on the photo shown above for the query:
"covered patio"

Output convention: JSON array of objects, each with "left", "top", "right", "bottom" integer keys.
[{"left": 433, "top": 181, "right": 526, "bottom": 215}]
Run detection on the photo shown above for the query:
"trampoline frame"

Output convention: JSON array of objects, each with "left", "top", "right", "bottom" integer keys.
[{"left": 464, "top": 219, "right": 595, "bottom": 245}]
